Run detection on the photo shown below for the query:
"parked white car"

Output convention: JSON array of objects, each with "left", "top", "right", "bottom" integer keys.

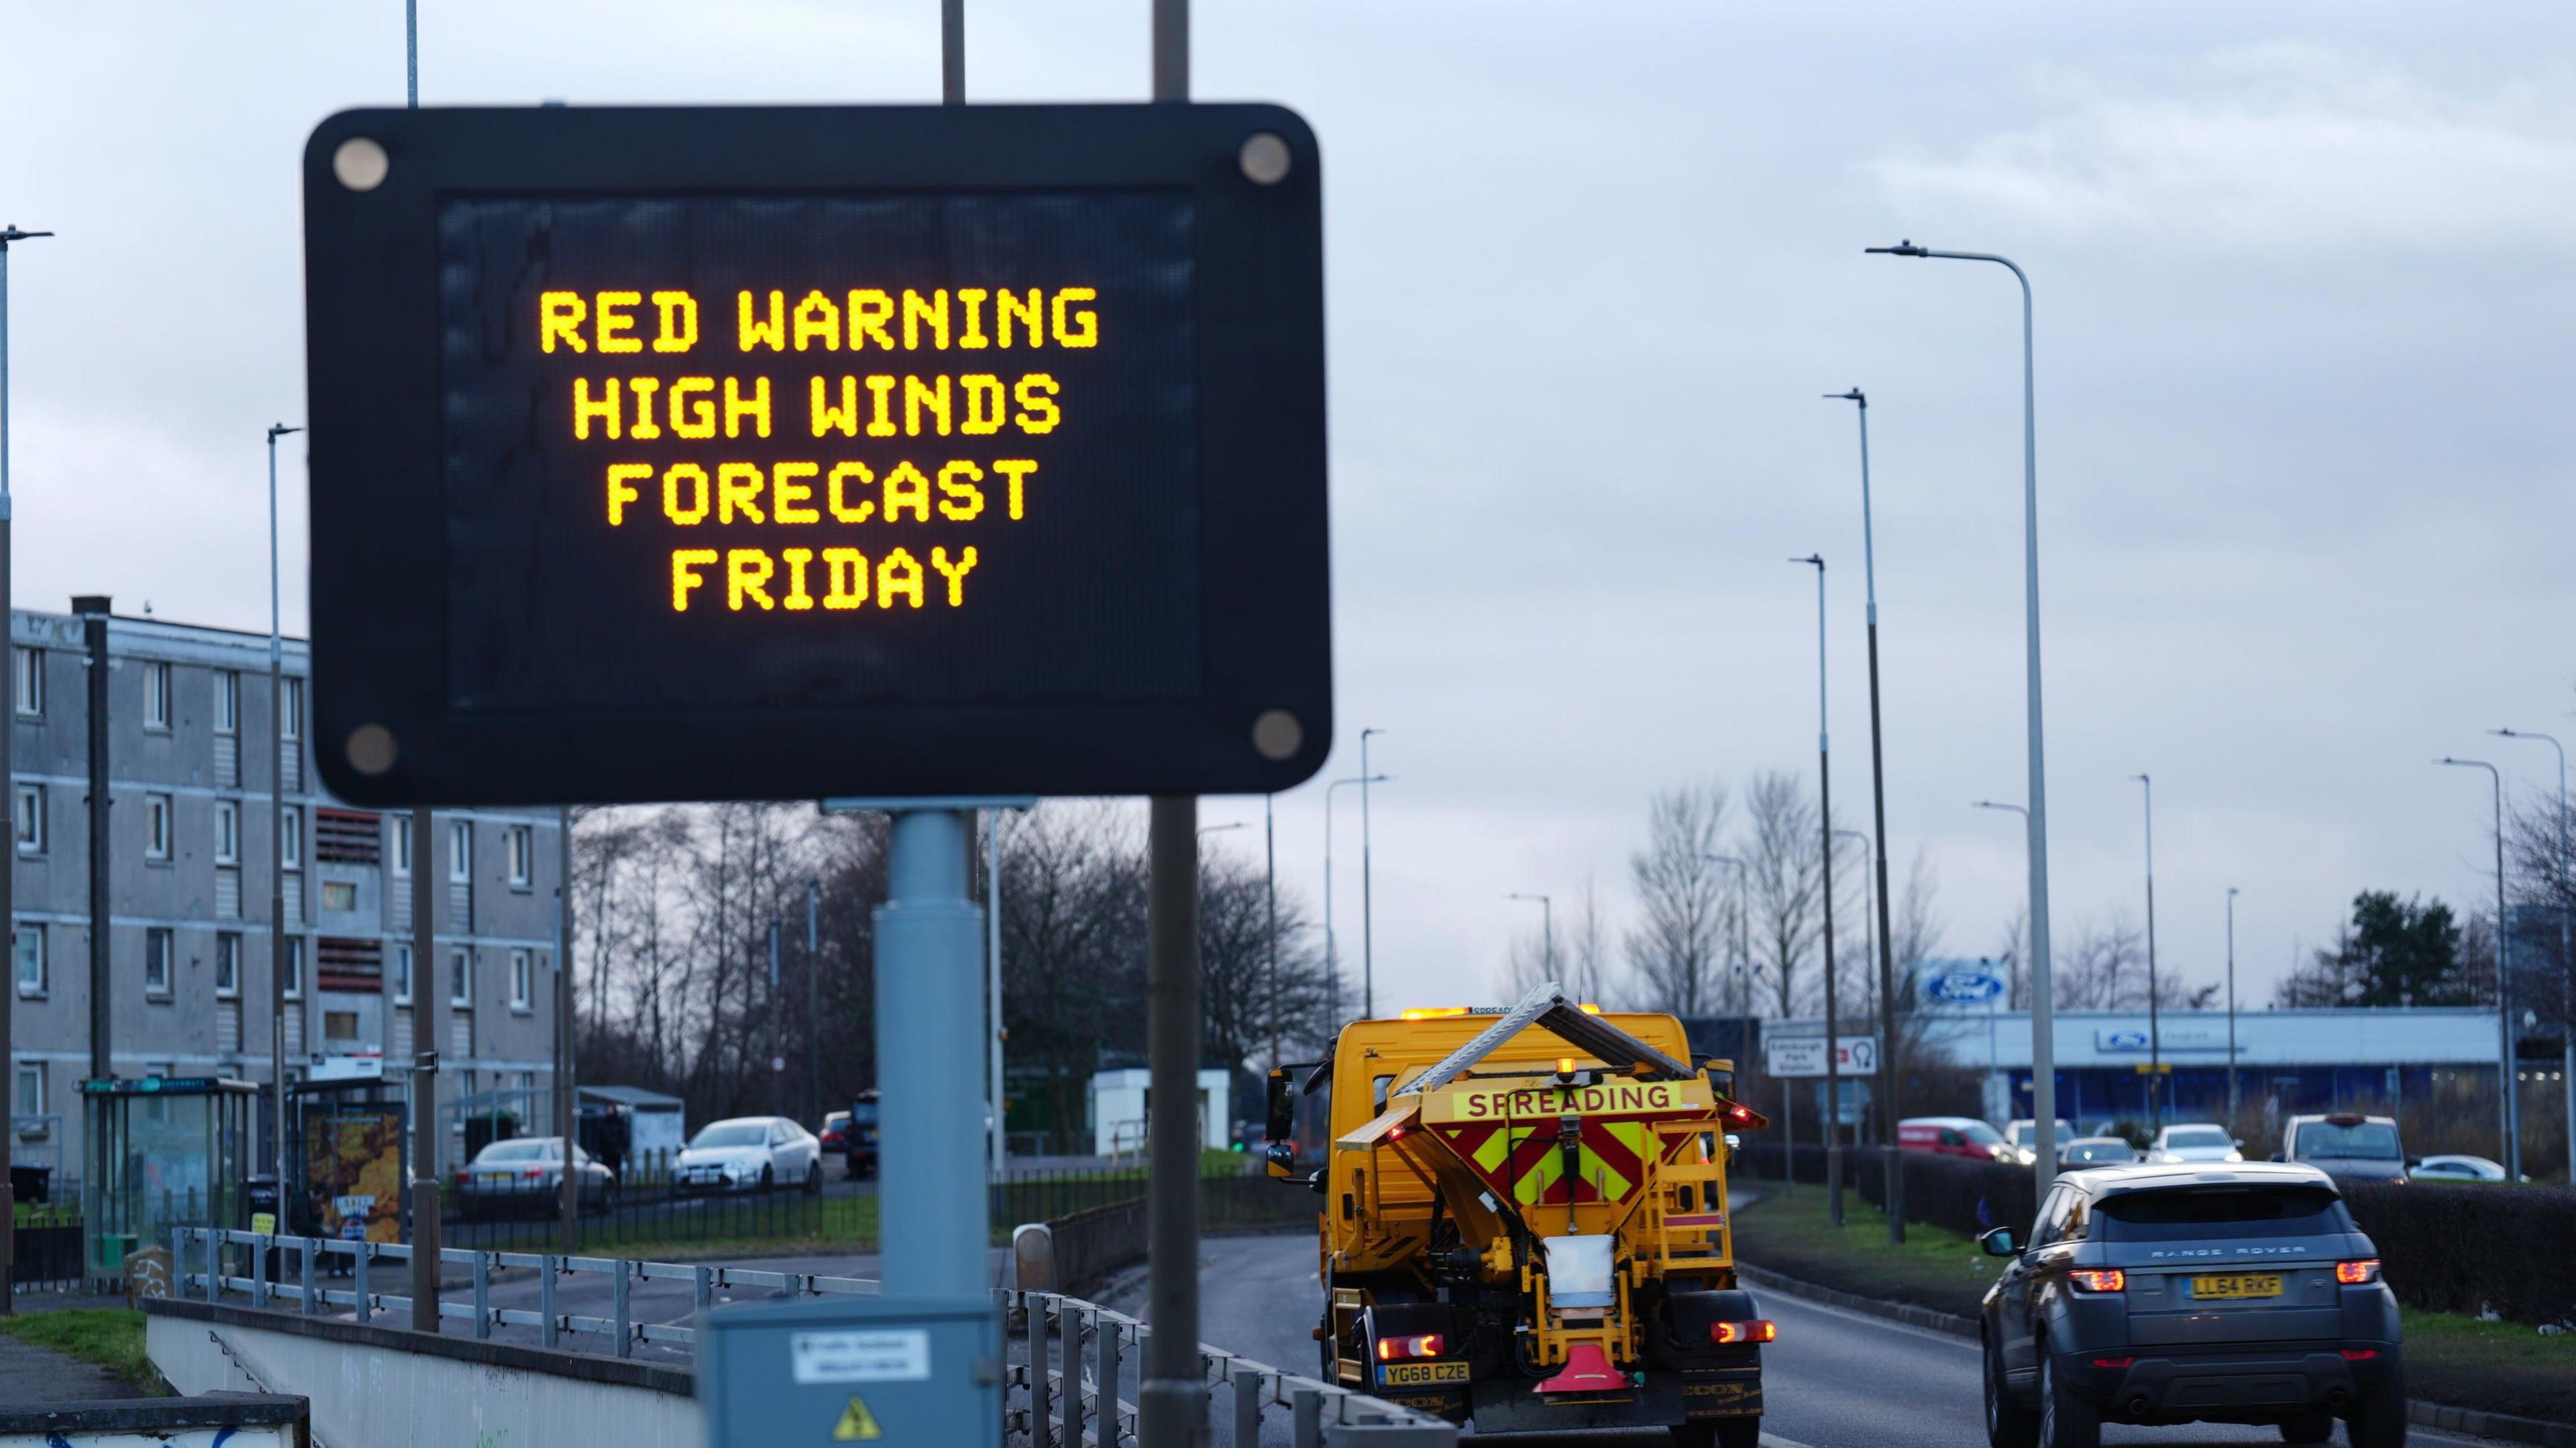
[
  {"left": 2144, "top": 1123, "right": 2244, "bottom": 1164},
  {"left": 2410, "top": 1153, "right": 2510, "bottom": 1183},
  {"left": 674, "top": 1115, "right": 824, "bottom": 1194}
]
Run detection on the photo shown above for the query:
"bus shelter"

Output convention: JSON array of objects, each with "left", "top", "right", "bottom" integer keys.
[{"left": 78, "top": 1076, "right": 256, "bottom": 1281}]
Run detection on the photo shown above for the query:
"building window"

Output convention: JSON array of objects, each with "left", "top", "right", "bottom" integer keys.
[
  {"left": 214, "top": 670, "right": 239, "bottom": 735},
  {"left": 509, "top": 949, "right": 533, "bottom": 1011},
  {"left": 144, "top": 660, "right": 172, "bottom": 730},
  {"left": 507, "top": 825, "right": 534, "bottom": 889},
  {"left": 144, "top": 928, "right": 174, "bottom": 997},
  {"left": 321, "top": 881, "right": 357, "bottom": 912},
  {"left": 282, "top": 677, "right": 304, "bottom": 741},
  {"left": 215, "top": 801, "right": 239, "bottom": 865},
  {"left": 13, "top": 926, "right": 44, "bottom": 998},
  {"left": 216, "top": 933, "right": 241, "bottom": 999},
  {"left": 324, "top": 1010, "right": 360, "bottom": 1040},
  {"left": 282, "top": 808, "right": 303, "bottom": 870},
  {"left": 145, "top": 793, "right": 173, "bottom": 861},
  {"left": 13, "top": 785, "right": 42, "bottom": 856},
  {"left": 447, "top": 820, "right": 472, "bottom": 883},
  {"left": 12, "top": 647, "right": 41, "bottom": 719},
  {"left": 390, "top": 816, "right": 411, "bottom": 877},
  {"left": 14, "top": 1061, "right": 41, "bottom": 1117},
  {"left": 394, "top": 942, "right": 412, "bottom": 1004},
  {"left": 449, "top": 948, "right": 472, "bottom": 1007},
  {"left": 284, "top": 938, "right": 304, "bottom": 999}
]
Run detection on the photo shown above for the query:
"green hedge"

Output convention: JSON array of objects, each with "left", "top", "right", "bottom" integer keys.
[{"left": 2341, "top": 1180, "right": 2576, "bottom": 1327}]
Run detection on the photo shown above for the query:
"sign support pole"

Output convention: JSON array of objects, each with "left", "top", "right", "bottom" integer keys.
[{"left": 873, "top": 807, "right": 989, "bottom": 1299}]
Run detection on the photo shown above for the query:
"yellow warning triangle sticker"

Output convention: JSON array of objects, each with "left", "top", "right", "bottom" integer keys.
[{"left": 831, "top": 1395, "right": 883, "bottom": 1441}]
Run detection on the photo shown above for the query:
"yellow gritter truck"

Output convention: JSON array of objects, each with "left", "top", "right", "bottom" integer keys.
[{"left": 1263, "top": 983, "right": 1774, "bottom": 1447}]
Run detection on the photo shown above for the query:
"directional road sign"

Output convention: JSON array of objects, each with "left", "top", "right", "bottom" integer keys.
[
  {"left": 302, "top": 104, "right": 1329, "bottom": 805},
  {"left": 1764, "top": 1035, "right": 1878, "bottom": 1079}
]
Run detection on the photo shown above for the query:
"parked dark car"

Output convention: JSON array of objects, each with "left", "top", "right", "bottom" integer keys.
[
  {"left": 1978, "top": 1162, "right": 2403, "bottom": 1448},
  {"left": 845, "top": 1092, "right": 879, "bottom": 1179},
  {"left": 2275, "top": 1113, "right": 2408, "bottom": 1184}
]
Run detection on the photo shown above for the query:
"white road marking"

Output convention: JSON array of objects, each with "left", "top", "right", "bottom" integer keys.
[{"left": 1759, "top": 1433, "right": 1819, "bottom": 1448}]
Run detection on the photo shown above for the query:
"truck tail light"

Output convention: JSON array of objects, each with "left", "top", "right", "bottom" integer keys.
[
  {"left": 1376, "top": 1333, "right": 1446, "bottom": 1361},
  {"left": 2069, "top": 1269, "right": 2126, "bottom": 1294},
  {"left": 2336, "top": 1260, "right": 2381, "bottom": 1285},
  {"left": 1709, "top": 1321, "right": 1776, "bottom": 1345}
]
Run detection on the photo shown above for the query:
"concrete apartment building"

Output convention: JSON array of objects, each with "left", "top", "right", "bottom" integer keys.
[{"left": 8, "top": 600, "right": 564, "bottom": 1177}]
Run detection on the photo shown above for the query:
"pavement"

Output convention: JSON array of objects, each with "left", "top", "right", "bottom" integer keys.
[
  {"left": 0, "top": 1297, "right": 148, "bottom": 1406},
  {"left": 1148, "top": 1232, "right": 2506, "bottom": 1448}
]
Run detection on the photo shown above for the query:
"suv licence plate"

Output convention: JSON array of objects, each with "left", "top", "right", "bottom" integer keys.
[
  {"left": 2191, "top": 1273, "right": 2282, "bottom": 1300},
  {"left": 1381, "top": 1361, "right": 1469, "bottom": 1386}
]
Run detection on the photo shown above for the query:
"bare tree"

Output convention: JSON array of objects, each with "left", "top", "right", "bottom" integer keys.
[
  {"left": 1624, "top": 783, "right": 1732, "bottom": 1015},
  {"left": 1744, "top": 770, "right": 1822, "bottom": 1018},
  {"left": 1197, "top": 845, "right": 1337, "bottom": 1076}
]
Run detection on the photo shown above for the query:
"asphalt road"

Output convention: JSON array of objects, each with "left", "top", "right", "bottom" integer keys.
[{"left": 1155, "top": 1233, "right": 2493, "bottom": 1448}]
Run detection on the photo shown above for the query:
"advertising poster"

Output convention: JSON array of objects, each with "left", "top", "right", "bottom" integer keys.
[{"left": 304, "top": 1107, "right": 406, "bottom": 1243}]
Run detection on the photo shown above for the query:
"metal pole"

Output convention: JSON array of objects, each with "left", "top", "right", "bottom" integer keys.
[
  {"left": 0, "top": 227, "right": 50, "bottom": 1164},
  {"left": 2134, "top": 774, "right": 2160, "bottom": 1127},
  {"left": 557, "top": 809, "right": 576, "bottom": 1251},
  {"left": 1322, "top": 775, "right": 1381, "bottom": 1030},
  {"left": 1833, "top": 828, "right": 1881, "bottom": 1160},
  {"left": 983, "top": 820, "right": 1004, "bottom": 1177},
  {"left": 1871, "top": 241, "right": 2055, "bottom": 1207},
  {"left": 1360, "top": 728, "right": 1383, "bottom": 1019},
  {"left": 807, "top": 877, "right": 823, "bottom": 1144},
  {"left": 79, "top": 598, "right": 108, "bottom": 1081},
  {"left": 266, "top": 423, "right": 301, "bottom": 1203},
  {"left": 1265, "top": 793, "right": 1278, "bottom": 1070},
  {"left": 413, "top": 811, "right": 437, "bottom": 1183},
  {"left": 2226, "top": 887, "right": 2240, "bottom": 1123},
  {"left": 1829, "top": 387, "right": 1905, "bottom": 1242},
  {"left": 405, "top": 0, "right": 417, "bottom": 107},
  {"left": 941, "top": 0, "right": 965, "bottom": 104},
  {"left": 2495, "top": 728, "right": 2572, "bottom": 1182},
  {"left": 875, "top": 808, "right": 987, "bottom": 1293},
  {"left": 1508, "top": 894, "right": 1554, "bottom": 984},
  {"left": 2442, "top": 757, "right": 2517, "bottom": 1178},
  {"left": 1794, "top": 553, "right": 1841, "bottom": 1226}
]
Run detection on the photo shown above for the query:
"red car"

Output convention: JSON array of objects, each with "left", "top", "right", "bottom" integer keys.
[{"left": 1897, "top": 1115, "right": 2012, "bottom": 1161}]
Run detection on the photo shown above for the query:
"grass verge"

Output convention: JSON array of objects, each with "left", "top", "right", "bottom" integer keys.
[
  {"left": 1727, "top": 1190, "right": 2576, "bottom": 1426},
  {"left": 0, "top": 1308, "right": 163, "bottom": 1394}
]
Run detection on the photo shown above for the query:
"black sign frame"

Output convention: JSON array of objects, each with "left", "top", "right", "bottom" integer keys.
[{"left": 303, "top": 104, "right": 1328, "bottom": 805}]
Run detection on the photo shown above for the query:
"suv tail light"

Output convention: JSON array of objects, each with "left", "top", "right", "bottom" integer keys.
[
  {"left": 1709, "top": 1321, "right": 1777, "bottom": 1345},
  {"left": 2069, "top": 1269, "right": 2126, "bottom": 1294},
  {"left": 1376, "top": 1333, "right": 1446, "bottom": 1361},
  {"left": 2335, "top": 1259, "right": 2381, "bottom": 1285}
]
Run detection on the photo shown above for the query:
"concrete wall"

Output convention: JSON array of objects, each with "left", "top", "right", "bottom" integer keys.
[{"left": 146, "top": 1298, "right": 701, "bottom": 1448}]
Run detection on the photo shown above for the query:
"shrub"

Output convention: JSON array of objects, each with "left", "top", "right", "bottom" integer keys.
[
  {"left": 2343, "top": 1180, "right": 2576, "bottom": 1326},
  {"left": 1851, "top": 1149, "right": 2039, "bottom": 1238}
]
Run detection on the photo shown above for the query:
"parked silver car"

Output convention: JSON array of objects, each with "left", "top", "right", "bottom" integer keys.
[
  {"left": 454, "top": 1137, "right": 618, "bottom": 1218},
  {"left": 674, "top": 1115, "right": 825, "bottom": 1194},
  {"left": 1978, "top": 1162, "right": 2403, "bottom": 1448}
]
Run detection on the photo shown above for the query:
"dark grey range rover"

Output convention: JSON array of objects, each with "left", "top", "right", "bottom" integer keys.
[{"left": 1978, "top": 1162, "right": 2404, "bottom": 1448}]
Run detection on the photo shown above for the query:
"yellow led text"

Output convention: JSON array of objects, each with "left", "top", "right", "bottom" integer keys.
[
  {"left": 735, "top": 288, "right": 1097, "bottom": 352},
  {"left": 670, "top": 546, "right": 979, "bottom": 612},
  {"left": 541, "top": 290, "right": 701, "bottom": 355},
  {"left": 605, "top": 459, "right": 1034, "bottom": 526}
]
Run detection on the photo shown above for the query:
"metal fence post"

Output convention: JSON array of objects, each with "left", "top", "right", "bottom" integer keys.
[
  {"left": 1059, "top": 1304, "right": 1085, "bottom": 1448},
  {"left": 540, "top": 1255, "right": 558, "bottom": 1349},
  {"left": 299, "top": 1240, "right": 316, "bottom": 1315},
  {"left": 1233, "top": 1367, "right": 1263, "bottom": 1447},
  {"left": 203, "top": 1231, "right": 220, "bottom": 1302},
  {"left": 472, "top": 1251, "right": 491, "bottom": 1339},
  {"left": 1292, "top": 1386, "right": 1322, "bottom": 1448},
  {"left": 1032, "top": 1300, "right": 1056, "bottom": 1448},
  {"left": 253, "top": 1232, "right": 272, "bottom": 1309},
  {"left": 612, "top": 1258, "right": 632, "bottom": 1358},
  {"left": 1099, "top": 1317, "right": 1125, "bottom": 1446},
  {"left": 694, "top": 1264, "right": 712, "bottom": 1325},
  {"left": 354, "top": 1243, "right": 371, "bottom": 1324}
]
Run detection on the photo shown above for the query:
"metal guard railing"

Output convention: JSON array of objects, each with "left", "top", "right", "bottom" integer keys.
[{"left": 171, "top": 1229, "right": 1458, "bottom": 1447}]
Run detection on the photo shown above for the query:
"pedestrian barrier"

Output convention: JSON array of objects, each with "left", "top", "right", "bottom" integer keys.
[{"left": 168, "top": 1227, "right": 1456, "bottom": 1446}]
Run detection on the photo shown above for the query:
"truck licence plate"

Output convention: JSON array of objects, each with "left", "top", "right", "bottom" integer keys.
[
  {"left": 2191, "top": 1273, "right": 2282, "bottom": 1300},
  {"left": 1381, "top": 1361, "right": 1469, "bottom": 1387}
]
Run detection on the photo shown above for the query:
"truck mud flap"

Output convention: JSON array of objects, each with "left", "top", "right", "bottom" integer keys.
[
  {"left": 1679, "top": 1368, "right": 1763, "bottom": 1420},
  {"left": 1470, "top": 1371, "right": 1714, "bottom": 1434}
]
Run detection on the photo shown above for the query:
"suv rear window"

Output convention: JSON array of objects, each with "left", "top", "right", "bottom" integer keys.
[
  {"left": 2097, "top": 1184, "right": 2349, "bottom": 1240},
  {"left": 2294, "top": 1120, "right": 2400, "bottom": 1161}
]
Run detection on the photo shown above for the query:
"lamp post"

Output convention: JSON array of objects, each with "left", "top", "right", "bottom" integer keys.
[
  {"left": 1360, "top": 728, "right": 1385, "bottom": 1020},
  {"left": 1264, "top": 793, "right": 1279, "bottom": 1072},
  {"left": 1972, "top": 798, "right": 2043, "bottom": 1176},
  {"left": 2440, "top": 756, "right": 2519, "bottom": 1180},
  {"left": 1197, "top": 822, "right": 1244, "bottom": 840},
  {"left": 1792, "top": 553, "right": 1843, "bottom": 1226},
  {"left": 267, "top": 422, "right": 303, "bottom": 1203},
  {"left": 1703, "top": 854, "right": 1752, "bottom": 1017},
  {"left": 1507, "top": 893, "right": 1554, "bottom": 984},
  {"left": 1826, "top": 385, "right": 1907, "bottom": 1240},
  {"left": 2493, "top": 728, "right": 2571, "bottom": 1182},
  {"left": 2226, "top": 887, "right": 2241, "bottom": 1123},
  {"left": 2131, "top": 773, "right": 2162, "bottom": 1127},
  {"left": 0, "top": 223, "right": 54, "bottom": 1139},
  {"left": 1872, "top": 239, "right": 2057, "bottom": 1211},
  {"left": 1323, "top": 775, "right": 1386, "bottom": 1027}
]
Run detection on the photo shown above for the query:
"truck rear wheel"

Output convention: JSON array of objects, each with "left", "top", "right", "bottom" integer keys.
[{"left": 1671, "top": 1419, "right": 1759, "bottom": 1448}]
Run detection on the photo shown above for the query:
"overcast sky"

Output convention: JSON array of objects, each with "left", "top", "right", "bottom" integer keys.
[{"left": 5, "top": 2, "right": 2571, "bottom": 1016}]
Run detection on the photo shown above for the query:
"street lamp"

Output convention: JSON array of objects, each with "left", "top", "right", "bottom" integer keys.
[
  {"left": 1196, "top": 822, "right": 1244, "bottom": 840},
  {"left": 1324, "top": 774, "right": 1387, "bottom": 1026},
  {"left": 1825, "top": 385, "right": 1908, "bottom": 1240},
  {"left": 1507, "top": 893, "right": 1554, "bottom": 984},
  {"left": 1874, "top": 237, "right": 2057, "bottom": 1217},
  {"left": 1833, "top": 822, "right": 1903, "bottom": 1241},
  {"left": 267, "top": 421, "right": 303, "bottom": 1203},
  {"left": 1791, "top": 553, "right": 1843, "bottom": 1227},
  {"left": 1702, "top": 854, "right": 1752, "bottom": 1017},
  {"left": 2226, "top": 887, "right": 2241, "bottom": 1123},
  {"left": 1971, "top": 798, "right": 2053, "bottom": 1186},
  {"left": 2131, "top": 773, "right": 2162, "bottom": 1127},
  {"left": 0, "top": 223, "right": 55, "bottom": 1133},
  {"left": 2440, "top": 756, "right": 2519, "bottom": 1180},
  {"left": 2492, "top": 727, "right": 2572, "bottom": 1182},
  {"left": 1360, "top": 728, "right": 1386, "bottom": 1020}
]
